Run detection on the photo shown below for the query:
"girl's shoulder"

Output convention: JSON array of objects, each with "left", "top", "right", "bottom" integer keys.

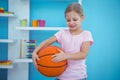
[
  {"left": 82, "top": 30, "right": 92, "bottom": 35},
  {"left": 58, "top": 29, "right": 69, "bottom": 33},
  {"left": 83, "top": 30, "right": 91, "bottom": 33}
]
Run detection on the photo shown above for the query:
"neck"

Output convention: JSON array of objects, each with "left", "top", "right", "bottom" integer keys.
[{"left": 70, "top": 27, "right": 82, "bottom": 35}]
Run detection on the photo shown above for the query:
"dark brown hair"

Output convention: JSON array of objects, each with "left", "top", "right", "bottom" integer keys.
[{"left": 65, "top": 3, "right": 84, "bottom": 17}]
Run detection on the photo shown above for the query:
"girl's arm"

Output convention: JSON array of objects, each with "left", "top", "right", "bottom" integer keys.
[
  {"left": 32, "top": 36, "right": 57, "bottom": 68},
  {"left": 52, "top": 41, "right": 91, "bottom": 62},
  {"left": 67, "top": 41, "right": 91, "bottom": 60}
]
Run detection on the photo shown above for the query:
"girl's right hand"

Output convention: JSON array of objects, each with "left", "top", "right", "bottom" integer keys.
[{"left": 32, "top": 52, "right": 39, "bottom": 69}]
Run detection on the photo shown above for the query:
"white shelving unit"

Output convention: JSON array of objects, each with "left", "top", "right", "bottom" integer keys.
[
  {"left": 0, "top": 64, "right": 13, "bottom": 69},
  {"left": 16, "top": 27, "right": 68, "bottom": 30},
  {"left": 14, "top": 58, "right": 32, "bottom": 63},
  {"left": 0, "top": 6, "right": 15, "bottom": 70},
  {"left": 8, "top": 0, "right": 29, "bottom": 80},
  {"left": 0, "top": 39, "right": 14, "bottom": 43},
  {"left": 0, "top": 13, "right": 14, "bottom": 17}
]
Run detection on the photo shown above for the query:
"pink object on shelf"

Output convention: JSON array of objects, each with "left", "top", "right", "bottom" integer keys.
[{"left": 38, "top": 20, "right": 45, "bottom": 27}]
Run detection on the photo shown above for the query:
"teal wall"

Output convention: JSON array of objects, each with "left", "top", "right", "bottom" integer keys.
[
  {"left": 0, "top": 0, "right": 8, "bottom": 80},
  {"left": 82, "top": 0, "right": 120, "bottom": 80},
  {"left": 0, "top": 0, "right": 120, "bottom": 80}
]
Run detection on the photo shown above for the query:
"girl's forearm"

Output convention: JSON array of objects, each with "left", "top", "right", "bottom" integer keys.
[
  {"left": 67, "top": 42, "right": 90, "bottom": 60},
  {"left": 33, "top": 36, "right": 57, "bottom": 54},
  {"left": 33, "top": 40, "right": 52, "bottom": 53},
  {"left": 67, "top": 52, "right": 88, "bottom": 60}
]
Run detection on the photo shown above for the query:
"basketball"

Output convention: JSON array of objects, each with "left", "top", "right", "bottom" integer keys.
[{"left": 36, "top": 46, "right": 67, "bottom": 77}]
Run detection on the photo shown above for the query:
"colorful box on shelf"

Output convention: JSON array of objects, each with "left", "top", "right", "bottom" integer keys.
[
  {"left": 38, "top": 20, "right": 45, "bottom": 27},
  {"left": 24, "top": 40, "right": 36, "bottom": 58},
  {"left": 0, "top": 60, "right": 12, "bottom": 65},
  {"left": 32, "top": 19, "right": 46, "bottom": 27},
  {"left": 4, "top": 11, "right": 14, "bottom": 14},
  {"left": 20, "top": 19, "right": 27, "bottom": 27},
  {"left": 0, "top": 8, "right": 14, "bottom": 14},
  {"left": 32, "top": 20, "right": 38, "bottom": 27},
  {"left": 0, "top": 8, "right": 4, "bottom": 13}
]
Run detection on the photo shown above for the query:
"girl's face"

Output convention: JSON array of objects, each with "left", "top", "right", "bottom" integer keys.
[{"left": 65, "top": 11, "right": 84, "bottom": 31}]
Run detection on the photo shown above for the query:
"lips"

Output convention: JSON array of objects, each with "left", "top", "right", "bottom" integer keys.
[{"left": 69, "top": 25, "right": 76, "bottom": 28}]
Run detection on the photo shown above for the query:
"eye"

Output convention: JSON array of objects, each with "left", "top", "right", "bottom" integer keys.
[
  {"left": 67, "top": 19, "right": 70, "bottom": 22},
  {"left": 73, "top": 18, "right": 78, "bottom": 21}
]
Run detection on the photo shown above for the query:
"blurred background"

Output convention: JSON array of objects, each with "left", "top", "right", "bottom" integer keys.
[{"left": 0, "top": 0, "right": 120, "bottom": 80}]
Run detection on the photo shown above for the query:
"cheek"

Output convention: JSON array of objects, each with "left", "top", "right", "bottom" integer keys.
[
  {"left": 66, "top": 22, "right": 69, "bottom": 26},
  {"left": 77, "top": 21, "right": 81, "bottom": 25}
]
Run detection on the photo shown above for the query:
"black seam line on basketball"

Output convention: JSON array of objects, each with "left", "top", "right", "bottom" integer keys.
[
  {"left": 38, "top": 53, "right": 55, "bottom": 58},
  {"left": 37, "top": 63, "right": 67, "bottom": 68},
  {"left": 37, "top": 53, "right": 67, "bottom": 68}
]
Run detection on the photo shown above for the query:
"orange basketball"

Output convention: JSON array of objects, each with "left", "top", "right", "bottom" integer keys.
[{"left": 36, "top": 46, "right": 67, "bottom": 77}]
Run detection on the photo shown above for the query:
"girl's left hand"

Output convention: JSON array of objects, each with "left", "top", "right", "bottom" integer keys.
[{"left": 52, "top": 49, "right": 68, "bottom": 62}]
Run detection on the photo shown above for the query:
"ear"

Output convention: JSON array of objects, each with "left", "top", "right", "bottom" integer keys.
[{"left": 81, "top": 15, "right": 85, "bottom": 21}]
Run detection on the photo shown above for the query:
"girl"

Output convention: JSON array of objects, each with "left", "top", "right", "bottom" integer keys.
[{"left": 32, "top": 3, "right": 93, "bottom": 80}]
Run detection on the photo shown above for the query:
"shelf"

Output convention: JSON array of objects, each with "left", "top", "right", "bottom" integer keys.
[
  {"left": 14, "top": 58, "right": 32, "bottom": 63},
  {"left": 16, "top": 27, "right": 68, "bottom": 30},
  {"left": 0, "top": 39, "right": 14, "bottom": 43},
  {"left": 0, "top": 13, "right": 14, "bottom": 17},
  {"left": 20, "top": 0, "right": 78, "bottom": 1},
  {"left": 0, "top": 64, "right": 13, "bottom": 69}
]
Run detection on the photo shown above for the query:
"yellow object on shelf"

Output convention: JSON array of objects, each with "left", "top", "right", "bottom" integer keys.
[
  {"left": 32, "top": 20, "right": 38, "bottom": 27},
  {"left": 0, "top": 60, "right": 12, "bottom": 65}
]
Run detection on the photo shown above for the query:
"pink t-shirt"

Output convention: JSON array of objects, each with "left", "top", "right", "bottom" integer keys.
[{"left": 54, "top": 29, "right": 93, "bottom": 80}]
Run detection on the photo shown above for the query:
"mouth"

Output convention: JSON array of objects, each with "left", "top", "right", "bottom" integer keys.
[{"left": 69, "top": 25, "right": 76, "bottom": 29}]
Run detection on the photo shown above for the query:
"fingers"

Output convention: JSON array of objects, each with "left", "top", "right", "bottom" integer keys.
[
  {"left": 32, "top": 54, "right": 39, "bottom": 69},
  {"left": 52, "top": 54, "right": 58, "bottom": 58},
  {"left": 36, "top": 55, "right": 40, "bottom": 60},
  {"left": 52, "top": 56, "right": 59, "bottom": 63},
  {"left": 51, "top": 54, "right": 58, "bottom": 62},
  {"left": 32, "top": 58, "right": 37, "bottom": 68},
  {"left": 32, "top": 59, "right": 37, "bottom": 68},
  {"left": 51, "top": 49, "right": 64, "bottom": 63},
  {"left": 34, "top": 60, "right": 38, "bottom": 69},
  {"left": 57, "top": 48, "right": 64, "bottom": 53}
]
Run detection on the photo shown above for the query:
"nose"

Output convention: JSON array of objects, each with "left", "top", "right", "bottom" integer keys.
[
  {"left": 70, "top": 20, "right": 74, "bottom": 23},
  {"left": 69, "top": 20, "right": 74, "bottom": 25}
]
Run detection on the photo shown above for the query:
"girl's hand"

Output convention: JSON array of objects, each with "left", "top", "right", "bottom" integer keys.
[
  {"left": 52, "top": 49, "right": 68, "bottom": 63},
  {"left": 32, "top": 52, "right": 39, "bottom": 69}
]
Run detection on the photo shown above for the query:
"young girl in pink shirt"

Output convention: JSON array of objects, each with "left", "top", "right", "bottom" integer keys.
[{"left": 32, "top": 3, "right": 93, "bottom": 80}]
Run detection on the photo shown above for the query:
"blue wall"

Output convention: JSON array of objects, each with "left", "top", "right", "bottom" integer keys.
[
  {"left": 0, "top": 0, "right": 8, "bottom": 80},
  {"left": 0, "top": 0, "right": 120, "bottom": 80},
  {"left": 82, "top": 0, "right": 120, "bottom": 80}
]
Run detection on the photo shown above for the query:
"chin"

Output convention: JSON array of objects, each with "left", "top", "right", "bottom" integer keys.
[{"left": 69, "top": 27, "right": 78, "bottom": 31}]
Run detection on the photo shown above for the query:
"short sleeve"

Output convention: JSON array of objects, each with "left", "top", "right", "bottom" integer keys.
[
  {"left": 83, "top": 31, "right": 94, "bottom": 45},
  {"left": 54, "top": 30, "right": 63, "bottom": 44}
]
